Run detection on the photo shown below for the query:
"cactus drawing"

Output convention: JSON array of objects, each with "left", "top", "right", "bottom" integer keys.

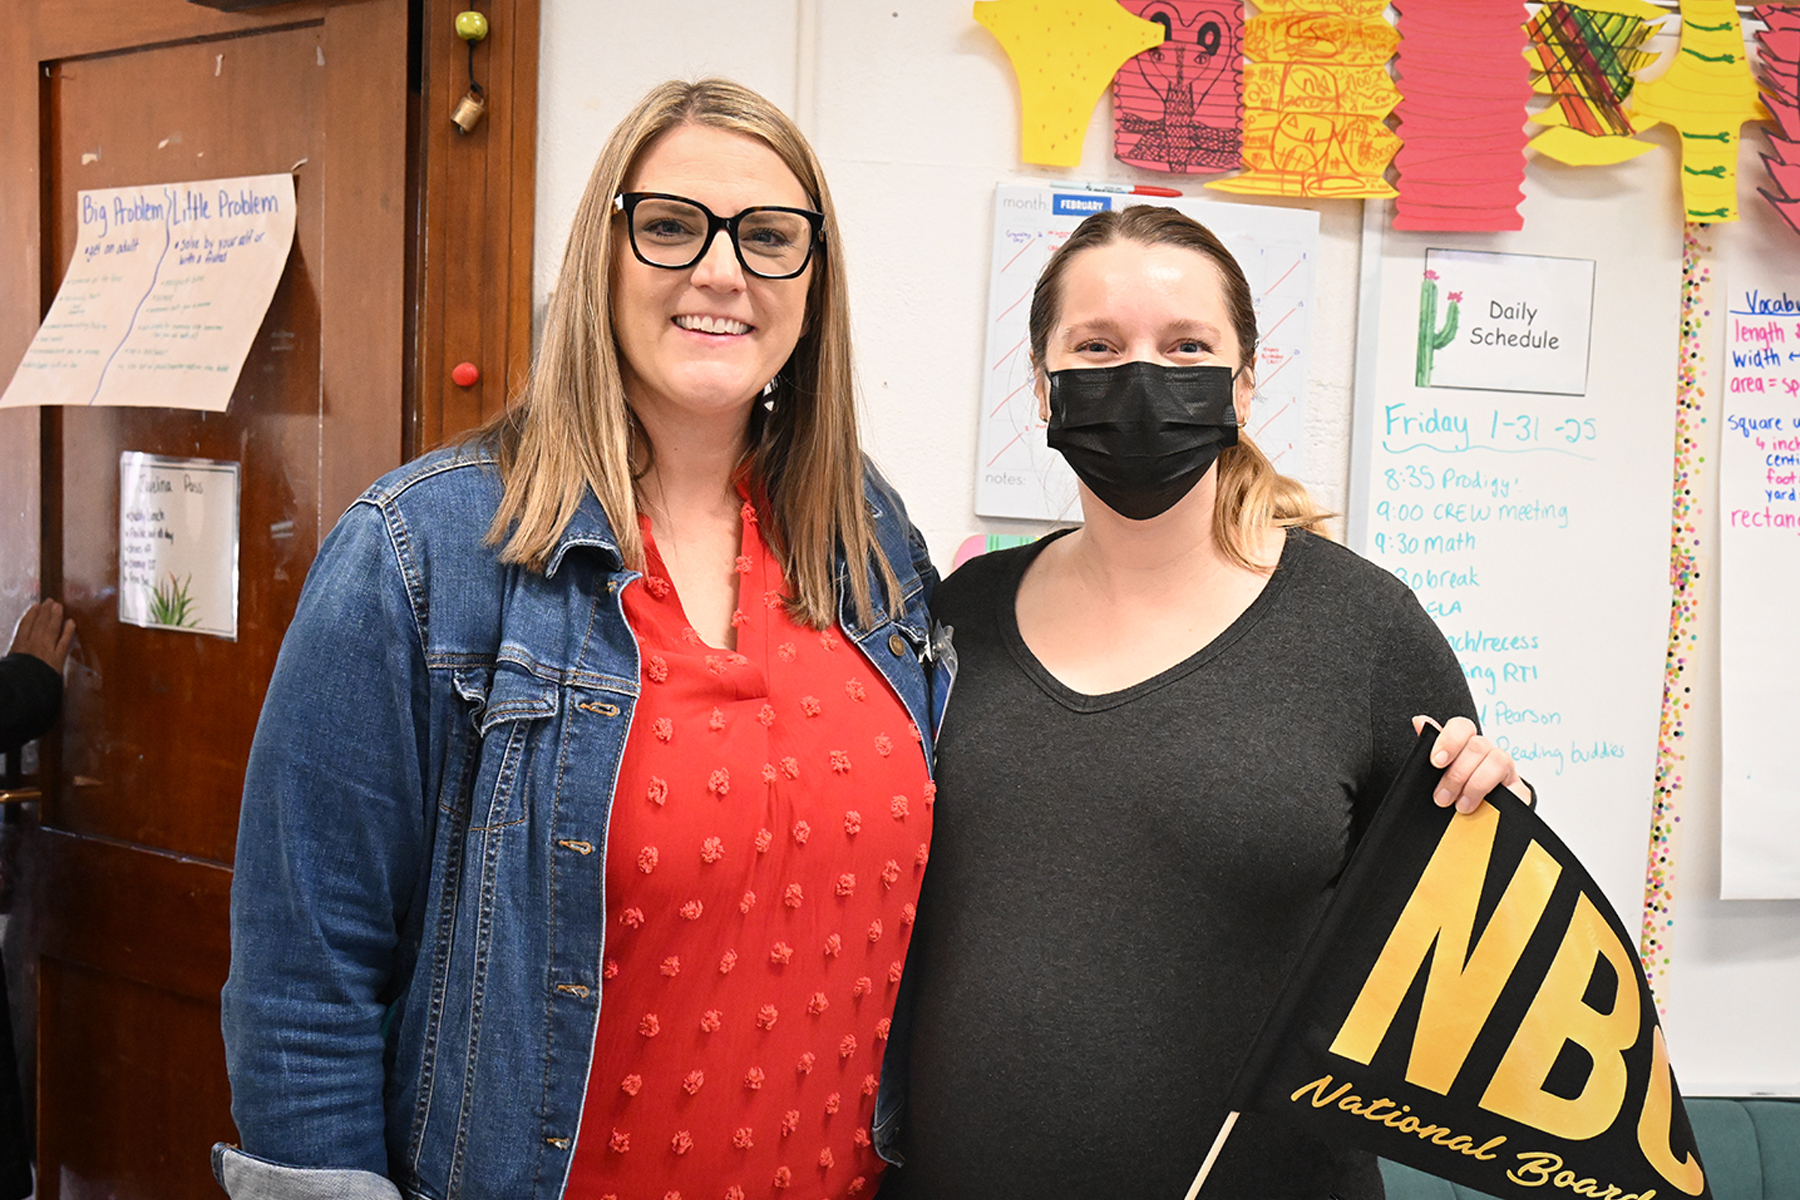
[{"left": 1416, "top": 270, "right": 1461, "bottom": 387}]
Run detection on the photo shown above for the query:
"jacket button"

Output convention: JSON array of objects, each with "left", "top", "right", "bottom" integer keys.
[{"left": 887, "top": 632, "right": 906, "bottom": 657}]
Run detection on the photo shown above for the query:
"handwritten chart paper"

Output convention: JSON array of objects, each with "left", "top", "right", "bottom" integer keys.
[
  {"left": 0, "top": 174, "right": 295, "bottom": 411},
  {"left": 1719, "top": 282, "right": 1800, "bottom": 898},
  {"left": 1351, "top": 185, "right": 1679, "bottom": 924},
  {"left": 118, "top": 453, "right": 240, "bottom": 640},
  {"left": 976, "top": 185, "right": 1318, "bottom": 520}
]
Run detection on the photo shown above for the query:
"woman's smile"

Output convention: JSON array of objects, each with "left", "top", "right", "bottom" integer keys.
[
  {"left": 612, "top": 124, "right": 814, "bottom": 428},
  {"left": 672, "top": 313, "right": 753, "bottom": 336}
]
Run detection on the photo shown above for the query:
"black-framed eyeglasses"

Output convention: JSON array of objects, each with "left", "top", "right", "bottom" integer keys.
[{"left": 614, "top": 192, "right": 825, "bottom": 280}]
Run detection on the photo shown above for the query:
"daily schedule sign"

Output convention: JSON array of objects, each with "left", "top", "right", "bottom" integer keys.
[
  {"left": 1351, "top": 198, "right": 1679, "bottom": 926},
  {"left": 1413, "top": 249, "right": 1596, "bottom": 396},
  {"left": 0, "top": 173, "right": 296, "bottom": 411},
  {"left": 1718, "top": 279, "right": 1800, "bottom": 898}
]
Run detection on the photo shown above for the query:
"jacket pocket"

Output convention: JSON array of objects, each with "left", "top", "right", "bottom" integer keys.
[
  {"left": 466, "top": 665, "right": 558, "bottom": 829},
  {"left": 474, "top": 668, "right": 558, "bottom": 737}
]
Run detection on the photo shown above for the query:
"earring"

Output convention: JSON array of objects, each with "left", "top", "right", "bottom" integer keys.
[{"left": 762, "top": 376, "right": 778, "bottom": 398}]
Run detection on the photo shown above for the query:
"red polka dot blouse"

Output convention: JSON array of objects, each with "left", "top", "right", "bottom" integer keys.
[{"left": 563, "top": 495, "right": 933, "bottom": 1200}]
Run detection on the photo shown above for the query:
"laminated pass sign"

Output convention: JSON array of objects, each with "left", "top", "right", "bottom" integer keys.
[
  {"left": 118, "top": 453, "right": 240, "bottom": 640},
  {"left": 0, "top": 173, "right": 296, "bottom": 411}
]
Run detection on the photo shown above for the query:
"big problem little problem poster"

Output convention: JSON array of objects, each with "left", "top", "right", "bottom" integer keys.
[{"left": 0, "top": 173, "right": 295, "bottom": 412}]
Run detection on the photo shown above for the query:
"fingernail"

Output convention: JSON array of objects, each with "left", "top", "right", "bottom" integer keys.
[
  {"left": 1432, "top": 752, "right": 1448, "bottom": 767},
  {"left": 1434, "top": 788, "right": 1450, "bottom": 807}
]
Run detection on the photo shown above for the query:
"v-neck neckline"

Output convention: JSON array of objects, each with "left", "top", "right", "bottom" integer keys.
[
  {"left": 638, "top": 486, "right": 767, "bottom": 655},
  {"left": 996, "top": 527, "right": 1300, "bottom": 713}
]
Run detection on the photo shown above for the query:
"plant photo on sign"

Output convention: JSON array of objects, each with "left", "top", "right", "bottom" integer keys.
[{"left": 145, "top": 572, "right": 200, "bottom": 629}]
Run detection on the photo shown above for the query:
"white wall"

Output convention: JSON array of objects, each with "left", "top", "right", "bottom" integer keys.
[{"left": 537, "top": 0, "right": 1800, "bottom": 1093}]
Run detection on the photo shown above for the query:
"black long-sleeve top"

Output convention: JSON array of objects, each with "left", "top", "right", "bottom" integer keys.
[
  {"left": 0, "top": 651, "right": 63, "bottom": 753},
  {"left": 883, "top": 529, "right": 1479, "bottom": 1200}
]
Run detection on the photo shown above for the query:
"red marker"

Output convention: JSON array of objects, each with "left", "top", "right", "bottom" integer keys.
[{"left": 1078, "top": 181, "right": 1183, "bottom": 198}]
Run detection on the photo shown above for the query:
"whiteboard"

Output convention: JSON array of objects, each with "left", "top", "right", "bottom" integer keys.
[
  {"left": 974, "top": 184, "right": 1318, "bottom": 520},
  {"left": 1349, "top": 145, "right": 1683, "bottom": 930}
]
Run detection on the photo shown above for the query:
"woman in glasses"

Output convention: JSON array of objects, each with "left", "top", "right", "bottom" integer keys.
[
  {"left": 877, "top": 206, "right": 1523, "bottom": 1200},
  {"left": 218, "top": 79, "right": 946, "bottom": 1200}
]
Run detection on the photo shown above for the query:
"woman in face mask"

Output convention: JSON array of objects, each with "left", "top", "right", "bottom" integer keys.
[{"left": 875, "top": 206, "right": 1525, "bottom": 1200}]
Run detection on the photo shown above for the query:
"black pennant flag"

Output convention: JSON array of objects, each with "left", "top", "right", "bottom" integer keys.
[{"left": 1209, "top": 731, "right": 1709, "bottom": 1200}]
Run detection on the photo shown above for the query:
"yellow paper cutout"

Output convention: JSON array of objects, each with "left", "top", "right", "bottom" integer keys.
[
  {"left": 1244, "top": 13, "right": 1400, "bottom": 65},
  {"left": 1209, "top": 0, "right": 1399, "bottom": 198},
  {"left": 1528, "top": 122, "right": 1658, "bottom": 163},
  {"left": 1247, "top": 0, "right": 1389, "bottom": 17},
  {"left": 1528, "top": 99, "right": 1660, "bottom": 133},
  {"left": 1631, "top": 0, "right": 1768, "bottom": 221},
  {"left": 1578, "top": 0, "right": 1663, "bottom": 16},
  {"left": 1244, "top": 63, "right": 1399, "bottom": 118},
  {"left": 1523, "top": 0, "right": 1664, "bottom": 167},
  {"left": 1529, "top": 59, "right": 1558, "bottom": 98},
  {"left": 973, "top": 0, "right": 1166, "bottom": 166}
]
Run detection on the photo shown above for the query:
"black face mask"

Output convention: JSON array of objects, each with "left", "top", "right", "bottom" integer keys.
[{"left": 1045, "top": 360, "right": 1240, "bottom": 521}]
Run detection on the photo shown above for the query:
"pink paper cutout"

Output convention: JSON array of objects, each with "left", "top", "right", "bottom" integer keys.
[
  {"left": 1391, "top": 0, "right": 1533, "bottom": 231},
  {"left": 1761, "top": 6, "right": 1800, "bottom": 32},
  {"left": 1756, "top": 4, "right": 1800, "bottom": 236},
  {"left": 1757, "top": 27, "right": 1800, "bottom": 56},
  {"left": 1762, "top": 152, "right": 1800, "bottom": 198},
  {"left": 1758, "top": 27, "right": 1800, "bottom": 90},
  {"left": 1770, "top": 103, "right": 1800, "bottom": 144},
  {"left": 1761, "top": 192, "right": 1800, "bottom": 231},
  {"left": 1112, "top": 0, "right": 1245, "bottom": 173}
]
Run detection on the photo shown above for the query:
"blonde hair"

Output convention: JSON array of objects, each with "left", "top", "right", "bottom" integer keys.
[
  {"left": 483, "top": 79, "right": 895, "bottom": 628},
  {"left": 1027, "top": 205, "right": 1330, "bottom": 568}
]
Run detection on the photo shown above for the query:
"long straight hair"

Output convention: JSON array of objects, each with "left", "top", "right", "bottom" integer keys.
[
  {"left": 482, "top": 79, "right": 896, "bottom": 628},
  {"left": 1027, "top": 205, "right": 1330, "bottom": 567}
]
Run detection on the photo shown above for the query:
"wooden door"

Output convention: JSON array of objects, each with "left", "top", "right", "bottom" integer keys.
[{"left": 0, "top": 4, "right": 407, "bottom": 1196}]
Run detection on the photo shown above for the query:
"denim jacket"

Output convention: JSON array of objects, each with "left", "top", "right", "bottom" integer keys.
[{"left": 215, "top": 447, "right": 950, "bottom": 1200}]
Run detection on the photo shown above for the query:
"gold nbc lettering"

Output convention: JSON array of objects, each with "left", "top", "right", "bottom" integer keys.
[
  {"left": 1326, "top": 802, "right": 1708, "bottom": 1197},
  {"left": 1331, "top": 802, "right": 1562, "bottom": 1093}
]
